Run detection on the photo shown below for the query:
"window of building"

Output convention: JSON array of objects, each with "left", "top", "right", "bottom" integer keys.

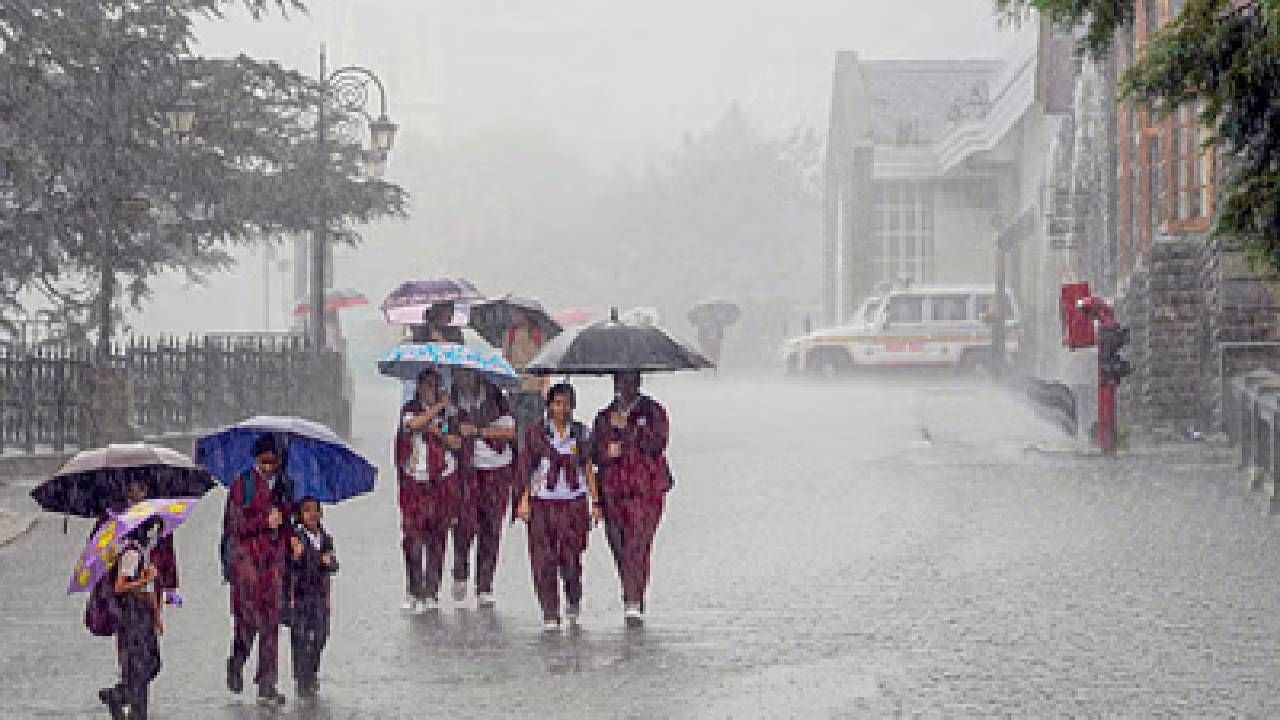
[
  {"left": 1167, "top": 102, "right": 1213, "bottom": 230},
  {"left": 873, "top": 181, "right": 934, "bottom": 284}
]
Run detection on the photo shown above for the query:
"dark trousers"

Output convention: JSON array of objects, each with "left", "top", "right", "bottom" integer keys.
[
  {"left": 452, "top": 468, "right": 510, "bottom": 593},
  {"left": 229, "top": 613, "right": 279, "bottom": 686},
  {"left": 603, "top": 495, "right": 664, "bottom": 605},
  {"left": 527, "top": 497, "right": 589, "bottom": 620},
  {"left": 110, "top": 594, "right": 160, "bottom": 718},
  {"left": 403, "top": 526, "right": 448, "bottom": 600},
  {"left": 289, "top": 601, "right": 330, "bottom": 685}
]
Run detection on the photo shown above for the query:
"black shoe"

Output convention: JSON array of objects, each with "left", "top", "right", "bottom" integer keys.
[
  {"left": 226, "top": 659, "right": 243, "bottom": 694},
  {"left": 256, "top": 684, "right": 287, "bottom": 706},
  {"left": 98, "top": 688, "right": 126, "bottom": 720},
  {"left": 297, "top": 678, "right": 318, "bottom": 698}
]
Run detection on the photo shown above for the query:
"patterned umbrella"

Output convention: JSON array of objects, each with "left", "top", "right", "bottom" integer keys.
[
  {"left": 292, "top": 288, "right": 369, "bottom": 316},
  {"left": 468, "top": 294, "right": 561, "bottom": 348},
  {"left": 377, "top": 342, "right": 519, "bottom": 387},
  {"left": 31, "top": 443, "right": 215, "bottom": 519},
  {"left": 526, "top": 308, "right": 714, "bottom": 375},
  {"left": 195, "top": 416, "right": 377, "bottom": 504},
  {"left": 67, "top": 497, "right": 199, "bottom": 595},
  {"left": 381, "top": 279, "right": 483, "bottom": 325}
]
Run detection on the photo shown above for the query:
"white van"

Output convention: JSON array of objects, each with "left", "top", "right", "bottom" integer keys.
[{"left": 781, "top": 285, "right": 1021, "bottom": 375}]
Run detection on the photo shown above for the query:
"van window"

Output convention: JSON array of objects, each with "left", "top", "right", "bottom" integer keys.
[
  {"left": 886, "top": 296, "right": 924, "bottom": 324},
  {"left": 930, "top": 295, "right": 969, "bottom": 322}
]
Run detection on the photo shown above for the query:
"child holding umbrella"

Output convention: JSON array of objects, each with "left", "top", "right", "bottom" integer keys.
[
  {"left": 98, "top": 517, "right": 164, "bottom": 720},
  {"left": 395, "top": 368, "right": 458, "bottom": 612}
]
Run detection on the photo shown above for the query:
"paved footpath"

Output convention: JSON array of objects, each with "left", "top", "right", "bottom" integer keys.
[{"left": 3, "top": 374, "right": 1280, "bottom": 717}]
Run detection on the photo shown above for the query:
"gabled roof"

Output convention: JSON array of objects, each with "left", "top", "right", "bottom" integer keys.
[{"left": 861, "top": 60, "right": 1002, "bottom": 145}]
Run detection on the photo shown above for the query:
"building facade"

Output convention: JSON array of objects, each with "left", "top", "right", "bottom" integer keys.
[{"left": 823, "top": 26, "right": 1067, "bottom": 333}]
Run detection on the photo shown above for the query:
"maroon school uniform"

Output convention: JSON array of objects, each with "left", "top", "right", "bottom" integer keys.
[
  {"left": 519, "top": 419, "right": 593, "bottom": 621},
  {"left": 591, "top": 394, "right": 670, "bottom": 607},
  {"left": 223, "top": 467, "right": 290, "bottom": 686},
  {"left": 394, "top": 399, "right": 459, "bottom": 601},
  {"left": 449, "top": 381, "right": 515, "bottom": 595}
]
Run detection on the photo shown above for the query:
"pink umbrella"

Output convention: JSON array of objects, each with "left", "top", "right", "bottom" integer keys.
[
  {"left": 553, "top": 308, "right": 595, "bottom": 327},
  {"left": 292, "top": 288, "right": 369, "bottom": 317},
  {"left": 68, "top": 497, "right": 199, "bottom": 595}
]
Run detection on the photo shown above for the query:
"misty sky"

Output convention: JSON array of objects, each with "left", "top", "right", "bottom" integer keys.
[{"left": 133, "top": 0, "right": 1015, "bottom": 336}]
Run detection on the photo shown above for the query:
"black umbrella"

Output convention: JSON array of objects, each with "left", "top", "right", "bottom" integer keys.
[
  {"left": 525, "top": 308, "right": 714, "bottom": 376},
  {"left": 468, "top": 294, "right": 562, "bottom": 348},
  {"left": 30, "top": 443, "right": 215, "bottom": 519}
]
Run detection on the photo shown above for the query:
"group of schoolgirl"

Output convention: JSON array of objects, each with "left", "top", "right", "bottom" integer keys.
[{"left": 396, "top": 363, "right": 670, "bottom": 632}]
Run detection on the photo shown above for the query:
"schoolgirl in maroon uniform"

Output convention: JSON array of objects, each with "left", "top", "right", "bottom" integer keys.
[
  {"left": 515, "top": 383, "right": 602, "bottom": 631},
  {"left": 447, "top": 368, "right": 518, "bottom": 606},
  {"left": 394, "top": 368, "right": 458, "bottom": 612},
  {"left": 222, "top": 436, "right": 291, "bottom": 706},
  {"left": 92, "top": 476, "right": 178, "bottom": 717},
  {"left": 591, "top": 371, "right": 671, "bottom": 626}
]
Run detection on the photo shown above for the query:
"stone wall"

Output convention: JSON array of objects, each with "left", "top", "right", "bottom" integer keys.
[
  {"left": 1199, "top": 235, "right": 1280, "bottom": 431},
  {"left": 1116, "top": 233, "right": 1280, "bottom": 439},
  {"left": 1116, "top": 237, "right": 1202, "bottom": 439}
]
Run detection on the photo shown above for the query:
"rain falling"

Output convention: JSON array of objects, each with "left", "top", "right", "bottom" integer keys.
[{"left": 4, "top": 0, "right": 1280, "bottom": 717}]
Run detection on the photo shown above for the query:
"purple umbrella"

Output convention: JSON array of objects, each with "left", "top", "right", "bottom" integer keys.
[
  {"left": 68, "top": 497, "right": 199, "bottom": 595},
  {"left": 381, "top": 279, "right": 483, "bottom": 325}
]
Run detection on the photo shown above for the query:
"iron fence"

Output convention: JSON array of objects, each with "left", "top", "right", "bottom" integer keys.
[{"left": 0, "top": 334, "right": 348, "bottom": 455}]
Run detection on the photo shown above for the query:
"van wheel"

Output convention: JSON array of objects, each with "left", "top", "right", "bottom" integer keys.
[{"left": 806, "top": 349, "right": 853, "bottom": 377}]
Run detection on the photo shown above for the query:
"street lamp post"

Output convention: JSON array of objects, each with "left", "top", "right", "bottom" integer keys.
[{"left": 308, "top": 46, "right": 398, "bottom": 352}]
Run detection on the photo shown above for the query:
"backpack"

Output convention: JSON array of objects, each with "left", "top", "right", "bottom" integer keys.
[{"left": 84, "top": 558, "right": 121, "bottom": 637}]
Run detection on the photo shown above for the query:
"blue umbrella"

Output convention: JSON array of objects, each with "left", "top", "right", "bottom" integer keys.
[
  {"left": 377, "top": 342, "right": 519, "bottom": 387},
  {"left": 194, "top": 416, "right": 376, "bottom": 504}
]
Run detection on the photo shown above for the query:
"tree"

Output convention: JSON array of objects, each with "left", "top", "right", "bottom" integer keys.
[
  {"left": 995, "top": 0, "right": 1280, "bottom": 270},
  {"left": 579, "top": 105, "right": 822, "bottom": 327},
  {"left": 0, "top": 0, "right": 406, "bottom": 347}
]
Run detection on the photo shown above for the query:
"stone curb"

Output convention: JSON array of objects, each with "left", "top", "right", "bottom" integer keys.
[{"left": 0, "top": 508, "right": 36, "bottom": 548}]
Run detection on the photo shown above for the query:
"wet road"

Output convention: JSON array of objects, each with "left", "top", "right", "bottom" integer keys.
[{"left": 5, "top": 373, "right": 1280, "bottom": 717}]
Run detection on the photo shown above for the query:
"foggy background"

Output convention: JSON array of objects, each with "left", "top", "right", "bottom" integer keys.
[{"left": 131, "top": 0, "right": 1013, "bottom": 367}]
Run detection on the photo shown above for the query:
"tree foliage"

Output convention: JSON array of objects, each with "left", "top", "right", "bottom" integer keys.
[
  {"left": 993, "top": 0, "right": 1133, "bottom": 58},
  {"left": 995, "top": 0, "right": 1280, "bottom": 271},
  {"left": 0, "top": 0, "right": 406, "bottom": 342},
  {"left": 1122, "top": 0, "right": 1280, "bottom": 268}
]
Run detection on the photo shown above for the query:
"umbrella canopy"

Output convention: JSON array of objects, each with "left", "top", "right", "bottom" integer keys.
[
  {"left": 30, "top": 443, "right": 215, "bottom": 519},
  {"left": 525, "top": 308, "right": 714, "bottom": 376},
  {"left": 468, "top": 294, "right": 561, "bottom": 348},
  {"left": 195, "top": 416, "right": 376, "bottom": 504},
  {"left": 381, "top": 279, "right": 483, "bottom": 325},
  {"left": 553, "top": 308, "right": 596, "bottom": 327},
  {"left": 292, "top": 288, "right": 369, "bottom": 317},
  {"left": 378, "top": 342, "right": 519, "bottom": 387},
  {"left": 68, "top": 497, "right": 199, "bottom": 594},
  {"left": 688, "top": 300, "right": 741, "bottom": 328}
]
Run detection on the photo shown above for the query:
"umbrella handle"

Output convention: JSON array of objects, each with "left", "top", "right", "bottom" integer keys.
[{"left": 63, "top": 514, "right": 68, "bottom": 535}]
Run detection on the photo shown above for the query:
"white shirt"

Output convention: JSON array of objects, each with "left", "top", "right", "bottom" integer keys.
[
  {"left": 117, "top": 544, "right": 152, "bottom": 593},
  {"left": 403, "top": 412, "right": 457, "bottom": 481},
  {"left": 303, "top": 528, "right": 323, "bottom": 551},
  {"left": 453, "top": 387, "right": 515, "bottom": 469},
  {"left": 532, "top": 423, "right": 589, "bottom": 501}
]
